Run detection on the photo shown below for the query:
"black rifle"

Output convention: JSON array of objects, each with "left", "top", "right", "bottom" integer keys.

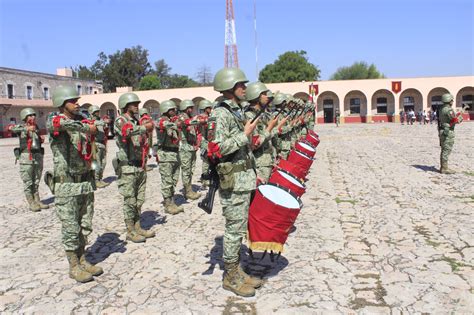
[{"left": 198, "top": 161, "right": 219, "bottom": 214}]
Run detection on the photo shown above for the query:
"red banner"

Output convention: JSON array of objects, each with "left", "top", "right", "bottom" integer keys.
[{"left": 392, "top": 81, "right": 402, "bottom": 94}]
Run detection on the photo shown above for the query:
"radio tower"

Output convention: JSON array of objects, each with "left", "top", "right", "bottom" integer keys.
[{"left": 224, "top": 0, "right": 239, "bottom": 68}]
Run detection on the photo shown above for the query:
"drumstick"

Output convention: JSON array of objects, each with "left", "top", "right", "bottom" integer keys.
[{"left": 251, "top": 109, "right": 263, "bottom": 124}]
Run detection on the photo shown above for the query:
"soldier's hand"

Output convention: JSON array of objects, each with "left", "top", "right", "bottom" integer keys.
[
  {"left": 244, "top": 117, "right": 259, "bottom": 136},
  {"left": 277, "top": 117, "right": 288, "bottom": 129},
  {"left": 145, "top": 122, "right": 154, "bottom": 132},
  {"left": 266, "top": 116, "right": 279, "bottom": 132},
  {"left": 88, "top": 124, "right": 98, "bottom": 135},
  {"left": 26, "top": 125, "right": 36, "bottom": 132}
]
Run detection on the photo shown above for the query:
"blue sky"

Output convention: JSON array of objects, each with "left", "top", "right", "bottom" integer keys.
[{"left": 1, "top": 0, "right": 473, "bottom": 81}]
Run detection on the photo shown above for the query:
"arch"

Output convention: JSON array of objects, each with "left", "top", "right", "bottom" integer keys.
[
  {"left": 371, "top": 89, "right": 395, "bottom": 122},
  {"left": 293, "top": 92, "right": 310, "bottom": 101},
  {"left": 143, "top": 99, "right": 160, "bottom": 119},
  {"left": 455, "top": 86, "right": 474, "bottom": 120},
  {"left": 170, "top": 98, "right": 181, "bottom": 107},
  {"left": 192, "top": 96, "right": 205, "bottom": 105},
  {"left": 100, "top": 102, "right": 118, "bottom": 118},
  {"left": 427, "top": 87, "right": 450, "bottom": 112},
  {"left": 343, "top": 90, "right": 368, "bottom": 123},
  {"left": 399, "top": 88, "right": 423, "bottom": 113},
  {"left": 316, "top": 91, "right": 340, "bottom": 124}
]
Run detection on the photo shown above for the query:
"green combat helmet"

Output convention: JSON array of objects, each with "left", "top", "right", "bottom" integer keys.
[
  {"left": 246, "top": 81, "right": 269, "bottom": 102},
  {"left": 179, "top": 99, "right": 194, "bottom": 111},
  {"left": 198, "top": 99, "right": 212, "bottom": 111},
  {"left": 213, "top": 68, "right": 249, "bottom": 92},
  {"left": 118, "top": 93, "right": 141, "bottom": 109},
  {"left": 88, "top": 105, "right": 100, "bottom": 115},
  {"left": 20, "top": 108, "right": 37, "bottom": 121},
  {"left": 442, "top": 93, "right": 453, "bottom": 104},
  {"left": 160, "top": 100, "right": 177, "bottom": 114},
  {"left": 273, "top": 93, "right": 287, "bottom": 106},
  {"left": 138, "top": 108, "right": 149, "bottom": 117},
  {"left": 52, "top": 86, "right": 80, "bottom": 107}
]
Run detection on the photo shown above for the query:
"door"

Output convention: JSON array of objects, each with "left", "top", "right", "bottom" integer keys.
[{"left": 324, "top": 108, "right": 334, "bottom": 123}]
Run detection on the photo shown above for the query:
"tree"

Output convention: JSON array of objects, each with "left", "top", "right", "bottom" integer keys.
[
  {"left": 259, "top": 50, "right": 321, "bottom": 83},
  {"left": 73, "top": 65, "right": 96, "bottom": 80},
  {"left": 138, "top": 75, "right": 162, "bottom": 90},
  {"left": 330, "top": 61, "right": 385, "bottom": 80},
  {"left": 195, "top": 65, "right": 213, "bottom": 86},
  {"left": 154, "top": 59, "right": 172, "bottom": 79},
  {"left": 166, "top": 74, "right": 199, "bottom": 89}
]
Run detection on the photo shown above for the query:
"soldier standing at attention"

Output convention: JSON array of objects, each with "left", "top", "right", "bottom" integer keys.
[
  {"left": 244, "top": 82, "right": 279, "bottom": 181},
  {"left": 114, "top": 93, "right": 156, "bottom": 243},
  {"left": 9, "top": 108, "right": 48, "bottom": 212},
  {"left": 196, "top": 99, "right": 214, "bottom": 187},
  {"left": 178, "top": 100, "right": 202, "bottom": 200},
  {"left": 47, "top": 86, "right": 102, "bottom": 283},
  {"left": 88, "top": 105, "right": 110, "bottom": 188},
  {"left": 156, "top": 100, "right": 184, "bottom": 215},
  {"left": 335, "top": 109, "right": 341, "bottom": 127},
  {"left": 438, "top": 93, "right": 463, "bottom": 174},
  {"left": 208, "top": 68, "right": 263, "bottom": 297}
]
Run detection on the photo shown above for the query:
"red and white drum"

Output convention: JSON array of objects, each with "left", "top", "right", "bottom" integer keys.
[
  {"left": 287, "top": 149, "right": 313, "bottom": 174},
  {"left": 248, "top": 183, "right": 302, "bottom": 253},
  {"left": 269, "top": 169, "right": 306, "bottom": 197},
  {"left": 276, "top": 158, "right": 306, "bottom": 180},
  {"left": 304, "top": 131, "right": 320, "bottom": 148},
  {"left": 295, "top": 140, "right": 316, "bottom": 158}
]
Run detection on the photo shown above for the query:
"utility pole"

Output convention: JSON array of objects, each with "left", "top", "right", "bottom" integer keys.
[{"left": 224, "top": 0, "right": 239, "bottom": 68}]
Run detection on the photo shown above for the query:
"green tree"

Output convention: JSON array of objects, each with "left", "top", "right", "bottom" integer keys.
[
  {"left": 259, "top": 50, "right": 320, "bottom": 83},
  {"left": 73, "top": 65, "right": 96, "bottom": 80},
  {"left": 166, "top": 74, "right": 199, "bottom": 88},
  {"left": 138, "top": 75, "right": 162, "bottom": 90},
  {"left": 330, "top": 61, "right": 385, "bottom": 80}
]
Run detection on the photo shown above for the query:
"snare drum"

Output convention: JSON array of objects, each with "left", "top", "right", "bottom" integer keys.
[
  {"left": 295, "top": 140, "right": 316, "bottom": 158},
  {"left": 248, "top": 183, "right": 302, "bottom": 253},
  {"left": 304, "top": 132, "right": 320, "bottom": 148},
  {"left": 276, "top": 158, "right": 306, "bottom": 180},
  {"left": 269, "top": 169, "right": 306, "bottom": 197},
  {"left": 287, "top": 149, "right": 314, "bottom": 174}
]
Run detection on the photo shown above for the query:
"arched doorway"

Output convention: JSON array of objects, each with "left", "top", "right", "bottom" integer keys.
[
  {"left": 143, "top": 99, "right": 160, "bottom": 120},
  {"left": 316, "top": 91, "right": 340, "bottom": 124},
  {"left": 293, "top": 92, "right": 310, "bottom": 102},
  {"left": 399, "top": 88, "right": 423, "bottom": 112},
  {"left": 455, "top": 86, "right": 474, "bottom": 120},
  {"left": 427, "top": 87, "right": 450, "bottom": 113},
  {"left": 100, "top": 102, "right": 117, "bottom": 119},
  {"left": 344, "top": 90, "right": 367, "bottom": 123},
  {"left": 371, "top": 89, "right": 395, "bottom": 122},
  {"left": 170, "top": 98, "right": 181, "bottom": 108}
]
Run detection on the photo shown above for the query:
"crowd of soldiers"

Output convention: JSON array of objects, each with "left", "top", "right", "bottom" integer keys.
[{"left": 9, "top": 66, "right": 463, "bottom": 297}]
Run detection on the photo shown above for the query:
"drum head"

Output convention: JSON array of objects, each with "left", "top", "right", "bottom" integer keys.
[
  {"left": 295, "top": 150, "right": 313, "bottom": 160},
  {"left": 278, "top": 170, "right": 304, "bottom": 188},
  {"left": 298, "top": 141, "right": 315, "bottom": 152},
  {"left": 259, "top": 184, "right": 300, "bottom": 209}
]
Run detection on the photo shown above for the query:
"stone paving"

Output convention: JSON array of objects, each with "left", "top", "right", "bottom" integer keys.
[{"left": 0, "top": 122, "right": 473, "bottom": 314}]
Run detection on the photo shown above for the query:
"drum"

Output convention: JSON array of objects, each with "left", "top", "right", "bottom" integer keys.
[
  {"left": 304, "top": 132, "right": 320, "bottom": 148},
  {"left": 276, "top": 158, "right": 306, "bottom": 180},
  {"left": 307, "top": 129, "right": 319, "bottom": 138},
  {"left": 295, "top": 140, "right": 316, "bottom": 158},
  {"left": 269, "top": 169, "right": 306, "bottom": 197},
  {"left": 287, "top": 149, "right": 313, "bottom": 174},
  {"left": 248, "top": 183, "right": 302, "bottom": 253}
]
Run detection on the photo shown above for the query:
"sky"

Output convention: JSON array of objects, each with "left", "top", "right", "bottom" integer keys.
[{"left": 0, "top": 0, "right": 473, "bottom": 82}]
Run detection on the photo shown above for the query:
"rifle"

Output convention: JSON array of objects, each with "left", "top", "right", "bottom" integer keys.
[{"left": 198, "top": 161, "right": 219, "bottom": 214}]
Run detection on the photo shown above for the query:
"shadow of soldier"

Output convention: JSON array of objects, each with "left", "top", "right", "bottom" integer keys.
[
  {"left": 140, "top": 210, "right": 167, "bottom": 230},
  {"left": 85, "top": 232, "right": 126, "bottom": 264},
  {"left": 103, "top": 175, "right": 118, "bottom": 184},
  {"left": 412, "top": 164, "right": 439, "bottom": 173},
  {"left": 202, "top": 236, "right": 224, "bottom": 275},
  {"left": 42, "top": 196, "right": 55, "bottom": 205}
]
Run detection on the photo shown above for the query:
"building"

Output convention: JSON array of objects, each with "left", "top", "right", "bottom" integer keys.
[{"left": 0, "top": 67, "right": 103, "bottom": 137}]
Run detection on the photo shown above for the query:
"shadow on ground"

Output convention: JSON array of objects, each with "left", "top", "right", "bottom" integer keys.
[
  {"left": 86, "top": 232, "right": 127, "bottom": 264},
  {"left": 140, "top": 210, "right": 167, "bottom": 229},
  {"left": 103, "top": 176, "right": 118, "bottom": 184},
  {"left": 412, "top": 164, "right": 439, "bottom": 173}
]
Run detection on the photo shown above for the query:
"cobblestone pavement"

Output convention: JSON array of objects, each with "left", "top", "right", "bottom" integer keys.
[{"left": 0, "top": 122, "right": 473, "bottom": 314}]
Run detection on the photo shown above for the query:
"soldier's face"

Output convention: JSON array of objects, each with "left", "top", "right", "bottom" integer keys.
[
  {"left": 168, "top": 109, "right": 176, "bottom": 117},
  {"left": 64, "top": 99, "right": 80, "bottom": 115},
  {"left": 205, "top": 107, "right": 212, "bottom": 115},
  {"left": 234, "top": 82, "right": 246, "bottom": 101},
  {"left": 260, "top": 92, "right": 269, "bottom": 107},
  {"left": 127, "top": 102, "right": 139, "bottom": 114}
]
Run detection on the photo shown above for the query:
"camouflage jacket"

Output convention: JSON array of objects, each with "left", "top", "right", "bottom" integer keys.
[
  {"left": 10, "top": 123, "right": 43, "bottom": 165},
  {"left": 439, "top": 104, "right": 463, "bottom": 133},
  {"left": 114, "top": 113, "right": 148, "bottom": 171},
  {"left": 93, "top": 118, "right": 108, "bottom": 147},
  {"left": 244, "top": 108, "right": 274, "bottom": 167},
  {"left": 155, "top": 115, "right": 180, "bottom": 162},
  {"left": 46, "top": 113, "right": 94, "bottom": 197},
  {"left": 178, "top": 112, "right": 200, "bottom": 151},
  {"left": 210, "top": 99, "right": 256, "bottom": 192},
  {"left": 196, "top": 113, "right": 211, "bottom": 151}
]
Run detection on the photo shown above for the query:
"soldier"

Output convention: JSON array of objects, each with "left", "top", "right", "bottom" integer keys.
[
  {"left": 196, "top": 99, "right": 214, "bottom": 187},
  {"left": 306, "top": 101, "right": 316, "bottom": 130},
  {"left": 178, "top": 100, "right": 202, "bottom": 200},
  {"left": 244, "top": 82, "right": 279, "bottom": 181},
  {"left": 138, "top": 108, "right": 155, "bottom": 172},
  {"left": 438, "top": 93, "right": 463, "bottom": 174},
  {"left": 47, "top": 86, "right": 102, "bottom": 283},
  {"left": 88, "top": 105, "right": 109, "bottom": 188},
  {"left": 155, "top": 100, "right": 184, "bottom": 215},
  {"left": 335, "top": 109, "right": 341, "bottom": 127},
  {"left": 9, "top": 108, "right": 48, "bottom": 212},
  {"left": 271, "top": 93, "right": 288, "bottom": 158},
  {"left": 208, "top": 68, "right": 263, "bottom": 297},
  {"left": 114, "top": 93, "right": 156, "bottom": 243}
]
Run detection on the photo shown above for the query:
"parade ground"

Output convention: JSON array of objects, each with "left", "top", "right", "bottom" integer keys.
[{"left": 0, "top": 122, "right": 472, "bottom": 314}]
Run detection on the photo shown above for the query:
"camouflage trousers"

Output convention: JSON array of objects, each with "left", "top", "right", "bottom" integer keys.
[
  {"left": 439, "top": 131, "right": 455, "bottom": 163},
  {"left": 201, "top": 155, "right": 210, "bottom": 180},
  {"left": 219, "top": 190, "right": 251, "bottom": 264},
  {"left": 55, "top": 192, "right": 94, "bottom": 251},
  {"left": 94, "top": 145, "right": 107, "bottom": 181},
  {"left": 19, "top": 158, "right": 43, "bottom": 195},
  {"left": 118, "top": 167, "right": 146, "bottom": 221},
  {"left": 159, "top": 160, "right": 180, "bottom": 199},
  {"left": 179, "top": 149, "right": 197, "bottom": 186}
]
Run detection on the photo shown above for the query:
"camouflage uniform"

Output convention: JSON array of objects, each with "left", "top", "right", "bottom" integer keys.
[
  {"left": 92, "top": 116, "right": 108, "bottom": 186},
  {"left": 198, "top": 114, "right": 212, "bottom": 186},
  {"left": 278, "top": 108, "right": 294, "bottom": 159},
  {"left": 438, "top": 94, "right": 463, "bottom": 174}
]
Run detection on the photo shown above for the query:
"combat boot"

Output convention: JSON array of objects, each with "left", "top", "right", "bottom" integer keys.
[
  {"left": 238, "top": 264, "right": 265, "bottom": 289},
  {"left": 26, "top": 194, "right": 41, "bottom": 212},
  {"left": 223, "top": 262, "right": 255, "bottom": 297},
  {"left": 125, "top": 219, "right": 146, "bottom": 243},
  {"left": 134, "top": 219, "right": 156, "bottom": 238},
  {"left": 440, "top": 161, "right": 455, "bottom": 174},
  {"left": 65, "top": 251, "right": 93, "bottom": 283},
  {"left": 184, "top": 184, "right": 201, "bottom": 200},
  {"left": 77, "top": 246, "right": 103, "bottom": 276},
  {"left": 34, "top": 193, "right": 49, "bottom": 209},
  {"left": 163, "top": 198, "right": 184, "bottom": 215}
]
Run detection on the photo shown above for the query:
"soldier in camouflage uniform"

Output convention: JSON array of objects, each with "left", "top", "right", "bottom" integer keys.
[
  {"left": 278, "top": 95, "right": 295, "bottom": 159},
  {"left": 438, "top": 93, "right": 463, "bottom": 174},
  {"left": 306, "top": 100, "right": 316, "bottom": 130},
  {"left": 47, "top": 86, "right": 102, "bottom": 283},
  {"left": 139, "top": 108, "right": 155, "bottom": 172},
  {"left": 88, "top": 105, "right": 109, "bottom": 188},
  {"left": 208, "top": 68, "right": 264, "bottom": 297},
  {"left": 178, "top": 100, "right": 202, "bottom": 200},
  {"left": 196, "top": 99, "right": 214, "bottom": 187},
  {"left": 155, "top": 100, "right": 184, "bottom": 215},
  {"left": 114, "top": 93, "right": 156, "bottom": 243},
  {"left": 9, "top": 108, "right": 48, "bottom": 212},
  {"left": 244, "top": 82, "right": 279, "bottom": 181}
]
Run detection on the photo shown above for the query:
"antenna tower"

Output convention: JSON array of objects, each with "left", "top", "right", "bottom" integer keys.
[{"left": 224, "top": 0, "right": 239, "bottom": 68}]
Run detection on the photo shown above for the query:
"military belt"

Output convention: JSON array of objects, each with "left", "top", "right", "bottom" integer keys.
[
  {"left": 160, "top": 146, "right": 179, "bottom": 153},
  {"left": 54, "top": 172, "right": 91, "bottom": 184},
  {"left": 232, "top": 159, "right": 253, "bottom": 173},
  {"left": 119, "top": 160, "right": 143, "bottom": 167}
]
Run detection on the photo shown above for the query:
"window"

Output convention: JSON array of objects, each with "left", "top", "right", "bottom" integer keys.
[
  {"left": 404, "top": 96, "right": 415, "bottom": 106},
  {"left": 376, "top": 97, "right": 387, "bottom": 114},
  {"left": 26, "top": 86, "right": 33, "bottom": 100},
  {"left": 43, "top": 87, "right": 49, "bottom": 100},
  {"left": 431, "top": 95, "right": 443, "bottom": 106},
  {"left": 77, "top": 85, "right": 82, "bottom": 95},
  {"left": 350, "top": 98, "right": 360, "bottom": 114},
  {"left": 89, "top": 86, "right": 93, "bottom": 94},
  {"left": 462, "top": 94, "right": 473, "bottom": 108},
  {"left": 323, "top": 99, "right": 333, "bottom": 108},
  {"left": 7, "top": 84, "right": 14, "bottom": 99}
]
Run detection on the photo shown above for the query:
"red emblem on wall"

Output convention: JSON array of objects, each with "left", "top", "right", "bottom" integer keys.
[{"left": 392, "top": 81, "right": 402, "bottom": 94}]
